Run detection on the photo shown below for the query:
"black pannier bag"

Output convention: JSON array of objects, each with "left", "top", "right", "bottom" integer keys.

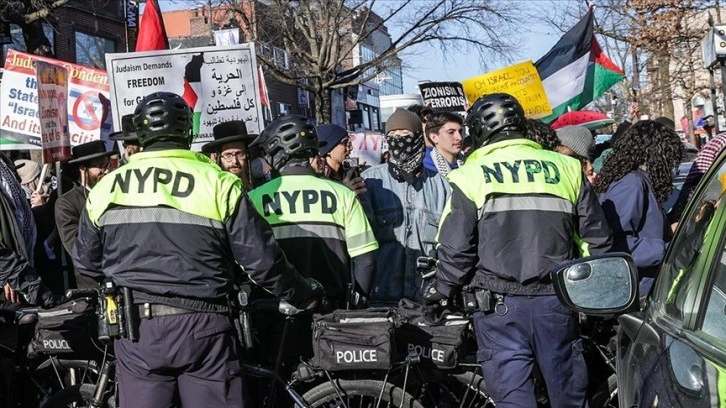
[
  {"left": 28, "top": 299, "right": 98, "bottom": 358},
  {"left": 311, "top": 308, "right": 399, "bottom": 371},
  {"left": 395, "top": 299, "right": 470, "bottom": 369}
]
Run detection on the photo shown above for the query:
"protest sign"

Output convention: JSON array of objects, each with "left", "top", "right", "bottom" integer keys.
[
  {"left": 418, "top": 82, "right": 468, "bottom": 112},
  {"left": 105, "top": 43, "right": 264, "bottom": 151},
  {"left": 36, "top": 61, "right": 71, "bottom": 163},
  {"left": 1, "top": 50, "right": 113, "bottom": 149},
  {"left": 462, "top": 61, "right": 552, "bottom": 119},
  {"left": 349, "top": 132, "right": 386, "bottom": 166}
]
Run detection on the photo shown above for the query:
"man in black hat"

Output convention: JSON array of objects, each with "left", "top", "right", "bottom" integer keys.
[
  {"left": 202, "top": 120, "right": 256, "bottom": 188},
  {"left": 110, "top": 114, "right": 142, "bottom": 165},
  {"left": 54, "top": 140, "right": 115, "bottom": 288}
]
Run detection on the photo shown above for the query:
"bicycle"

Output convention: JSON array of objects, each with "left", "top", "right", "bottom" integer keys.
[
  {"left": 42, "top": 291, "right": 422, "bottom": 408},
  {"left": 0, "top": 303, "right": 103, "bottom": 408}
]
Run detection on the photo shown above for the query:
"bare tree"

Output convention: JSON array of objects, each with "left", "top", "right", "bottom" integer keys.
[
  {"left": 216, "top": 0, "right": 519, "bottom": 122},
  {"left": 540, "top": 0, "right": 714, "bottom": 128},
  {"left": 0, "top": 0, "right": 72, "bottom": 56}
]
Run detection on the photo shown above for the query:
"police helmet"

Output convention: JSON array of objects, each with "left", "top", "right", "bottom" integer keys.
[
  {"left": 132, "top": 92, "right": 193, "bottom": 147},
  {"left": 465, "top": 93, "right": 526, "bottom": 148},
  {"left": 252, "top": 115, "right": 319, "bottom": 169}
]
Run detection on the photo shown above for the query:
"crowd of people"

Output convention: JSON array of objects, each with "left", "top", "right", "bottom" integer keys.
[{"left": 0, "top": 88, "right": 721, "bottom": 407}]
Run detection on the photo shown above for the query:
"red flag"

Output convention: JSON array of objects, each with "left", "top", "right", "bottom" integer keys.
[
  {"left": 136, "top": 0, "right": 168, "bottom": 51},
  {"left": 258, "top": 66, "right": 269, "bottom": 106}
]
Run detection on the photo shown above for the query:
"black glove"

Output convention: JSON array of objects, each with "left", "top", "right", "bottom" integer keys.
[
  {"left": 304, "top": 278, "right": 325, "bottom": 310},
  {"left": 422, "top": 279, "right": 448, "bottom": 308}
]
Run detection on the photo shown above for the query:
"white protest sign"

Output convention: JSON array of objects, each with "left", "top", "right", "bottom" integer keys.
[
  {"left": 35, "top": 61, "right": 71, "bottom": 163},
  {"left": 0, "top": 49, "right": 113, "bottom": 150},
  {"left": 105, "top": 43, "right": 264, "bottom": 151},
  {"left": 350, "top": 132, "right": 386, "bottom": 166}
]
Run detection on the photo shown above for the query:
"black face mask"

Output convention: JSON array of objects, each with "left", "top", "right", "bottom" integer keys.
[{"left": 387, "top": 133, "right": 424, "bottom": 183}]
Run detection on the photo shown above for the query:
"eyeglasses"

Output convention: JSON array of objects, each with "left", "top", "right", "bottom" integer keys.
[
  {"left": 220, "top": 151, "right": 246, "bottom": 162},
  {"left": 88, "top": 162, "right": 112, "bottom": 171}
]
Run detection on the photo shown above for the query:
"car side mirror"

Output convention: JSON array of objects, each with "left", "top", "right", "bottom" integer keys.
[{"left": 551, "top": 253, "right": 639, "bottom": 315}]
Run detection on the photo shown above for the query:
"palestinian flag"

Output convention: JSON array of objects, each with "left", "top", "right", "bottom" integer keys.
[
  {"left": 535, "top": 9, "right": 624, "bottom": 123},
  {"left": 183, "top": 54, "right": 204, "bottom": 137}
]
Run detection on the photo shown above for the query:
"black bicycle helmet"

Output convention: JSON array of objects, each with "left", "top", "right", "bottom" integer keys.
[
  {"left": 132, "top": 92, "right": 193, "bottom": 147},
  {"left": 465, "top": 93, "right": 526, "bottom": 148},
  {"left": 251, "top": 115, "right": 319, "bottom": 169}
]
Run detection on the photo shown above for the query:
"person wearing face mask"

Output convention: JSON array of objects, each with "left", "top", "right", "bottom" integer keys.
[
  {"left": 360, "top": 108, "right": 451, "bottom": 305},
  {"left": 422, "top": 112, "right": 465, "bottom": 175}
]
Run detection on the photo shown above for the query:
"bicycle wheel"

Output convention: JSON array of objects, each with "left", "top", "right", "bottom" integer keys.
[
  {"left": 409, "top": 370, "right": 494, "bottom": 408},
  {"left": 40, "top": 383, "right": 95, "bottom": 408},
  {"left": 301, "top": 378, "right": 424, "bottom": 408}
]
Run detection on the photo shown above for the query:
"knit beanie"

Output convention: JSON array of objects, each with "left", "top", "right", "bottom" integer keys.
[
  {"left": 14, "top": 159, "right": 41, "bottom": 185},
  {"left": 386, "top": 108, "right": 422, "bottom": 134},
  {"left": 316, "top": 124, "right": 349, "bottom": 156},
  {"left": 556, "top": 125, "right": 594, "bottom": 160}
]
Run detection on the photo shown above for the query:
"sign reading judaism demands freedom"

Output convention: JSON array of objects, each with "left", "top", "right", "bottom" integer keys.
[
  {"left": 105, "top": 43, "right": 264, "bottom": 152},
  {"left": 461, "top": 61, "right": 553, "bottom": 119}
]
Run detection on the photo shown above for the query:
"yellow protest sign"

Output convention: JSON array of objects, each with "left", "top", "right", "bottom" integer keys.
[{"left": 462, "top": 61, "right": 552, "bottom": 119}]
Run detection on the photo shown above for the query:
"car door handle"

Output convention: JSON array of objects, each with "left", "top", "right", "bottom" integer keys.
[{"left": 618, "top": 312, "right": 660, "bottom": 346}]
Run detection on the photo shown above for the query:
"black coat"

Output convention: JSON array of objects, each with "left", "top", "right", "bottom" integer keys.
[{"left": 54, "top": 184, "right": 96, "bottom": 289}]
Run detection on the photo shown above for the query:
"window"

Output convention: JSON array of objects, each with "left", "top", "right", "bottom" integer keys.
[
  {"left": 371, "top": 107, "right": 379, "bottom": 131},
  {"left": 273, "top": 47, "right": 290, "bottom": 70},
  {"left": 361, "top": 105, "right": 370, "bottom": 130},
  {"left": 75, "top": 32, "right": 115, "bottom": 69},
  {"left": 2, "top": 24, "right": 55, "bottom": 64},
  {"left": 701, "top": 262, "right": 726, "bottom": 342},
  {"left": 655, "top": 162, "right": 726, "bottom": 325}
]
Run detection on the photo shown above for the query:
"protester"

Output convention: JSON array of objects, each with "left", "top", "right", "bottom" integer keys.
[
  {"left": 73, "top": 92, "right": 320, "bottom": 408},
  {"left": 361, "top": 108, "right": 450, "bottom": 305},
  {"left": 313, "top": 123, "right": 367, "bottom": 195},
  {"left": 425, "top": 93, "right": 612, "bottom": 407},
  {"left": 109, "top": 114, "right": 142, "bottom": 165},
  {"left": 556, "top": 125, "right": 598, "bottom": 184},
  {"left": 669, "top": 131, "right": 726, "bottom": 227},
  {"left": 423, "top": 112, "right": 465, "bottom": 176},
  {"left": 201, "top": 120, "right": 256, "bottom": 189},
  {"left": 525, "top": 118, "right": 560, "bottom": 151},
  {"left": 55, "top": 140, "right": 115, "bottom": 289},
  {"left": 595, "top": 120, "right": 683, "bottom": 295},
  {"left": 14, "top": 159, "right": 49, "bottom": 207}
]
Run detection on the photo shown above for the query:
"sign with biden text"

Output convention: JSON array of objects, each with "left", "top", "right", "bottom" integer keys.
[{"left": 1, "top": 49, "right": 113, "bottom": 150}]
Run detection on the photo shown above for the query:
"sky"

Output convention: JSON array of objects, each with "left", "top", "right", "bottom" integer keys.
[{"left": 156, "top": 0, "right": 570, "bottom": 94}]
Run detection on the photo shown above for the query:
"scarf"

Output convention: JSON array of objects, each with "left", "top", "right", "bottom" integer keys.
[
  {"left": 431, "top": 148, "right": 464, "bottom": 176},
  {"left": 0, "top": 156, "right": 36, "bottom": 264},
  {"left": 387, "top": 133, "right": 425, "bottom": 183}
]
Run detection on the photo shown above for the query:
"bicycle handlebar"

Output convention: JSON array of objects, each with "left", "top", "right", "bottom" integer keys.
[
  {"left": 65, "top": 288, "right": 99, "bottom": 299},
  {"left": 251, "top": 298, "right": 307, "bottom": 316}
]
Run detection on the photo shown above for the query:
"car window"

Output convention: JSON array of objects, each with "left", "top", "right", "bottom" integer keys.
[
  {"left": 700, "top": 260, "right": 726, "bottom": 342},
  {"left": 654, "top": 163, "right": 725, "bottom": 324}
]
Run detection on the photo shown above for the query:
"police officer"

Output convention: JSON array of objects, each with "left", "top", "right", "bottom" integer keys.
[
  {"left": 424, "top": 93, "right": 612, "bottom": 408},
  {"left": 72, "top": 93, "right": 320, "bottom": 408},
  {"left": 248, "top": 115, "right": 378, "bottom": 308}
]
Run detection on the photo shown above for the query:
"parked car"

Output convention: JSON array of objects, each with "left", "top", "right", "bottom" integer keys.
[{"left": 552, "top": 150, "right": 726, "bottom": 407}]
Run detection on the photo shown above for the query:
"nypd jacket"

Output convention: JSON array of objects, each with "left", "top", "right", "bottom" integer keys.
[
  {"left": 72, "top": 149, "right": 313, "bottom": 311},
  {"left": 247, "top": 167, "right": 378, "bottom": 300},
  {"left": 361, "top": 164, "right": 451, "bottom": 305},
  {"left": 435, "top": 138, "right": 613, "bottom": 296}
]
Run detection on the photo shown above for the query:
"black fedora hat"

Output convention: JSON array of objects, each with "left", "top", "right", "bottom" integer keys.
[
  {"left": 202, "top": 121, "right": 257, "bottom": 154},
  {"left": 109, "top": 114, "right": 140, "bottom": 144},
  {"left": 68, "top": 140, "right": 116, "bottom": 164}
]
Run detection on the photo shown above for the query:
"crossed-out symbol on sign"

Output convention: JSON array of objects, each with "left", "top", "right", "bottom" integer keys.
[{"left": 72, "top": 91, "right": 103, "bottom": 131}]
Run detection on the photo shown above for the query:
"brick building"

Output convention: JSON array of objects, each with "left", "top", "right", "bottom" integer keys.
[{"left": 1, "top": 0, "right": 127, "bottom": 69}]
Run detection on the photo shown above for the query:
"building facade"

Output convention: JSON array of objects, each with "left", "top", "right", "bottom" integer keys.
[{"left": 1, "top": 0, "right": 127, "bottom": 69}]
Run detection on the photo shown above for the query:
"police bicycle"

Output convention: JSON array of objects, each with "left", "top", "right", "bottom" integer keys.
[
  {"left": 41, "top": 286, "right": 422, "bottom": 408},
  {"left": 0, "top": 304, "right": 103, "bottom": 408}
]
